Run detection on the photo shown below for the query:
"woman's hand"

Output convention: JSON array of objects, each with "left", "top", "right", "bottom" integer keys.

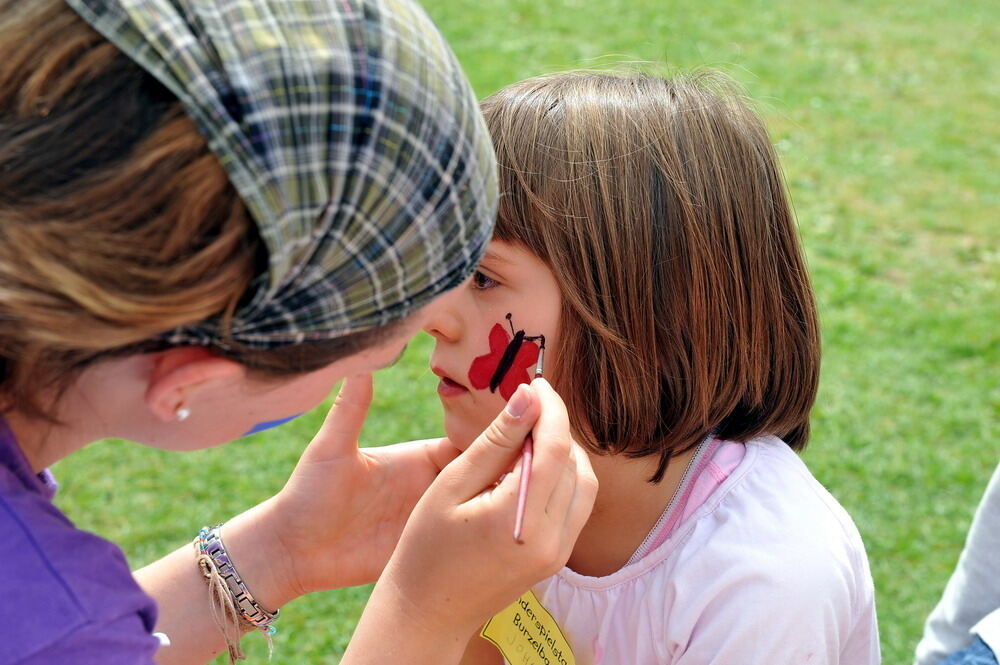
[
  {"left": 137, "top": 375, "right": 479, "bottom": 665},
  {"left": 341, "top": 378, "right": 599, "bottom": 664},
  {"left": 245, "top": 374, "right": 464, "bottom": 597},
  {"left": 142, "top": 375, "right": 594, "bottom": 665}
]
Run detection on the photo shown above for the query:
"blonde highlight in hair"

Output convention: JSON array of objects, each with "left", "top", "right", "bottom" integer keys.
[
  {"left": 0, "top": 0, "right": 401, "bottom": 420},
  {"left": 482, "top": 71, "right": 820, "bottom": 481}
]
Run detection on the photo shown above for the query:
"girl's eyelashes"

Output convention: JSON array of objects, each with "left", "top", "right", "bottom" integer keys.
[{"left": 471, "top": 269, "right": 499, "bottom": 290}]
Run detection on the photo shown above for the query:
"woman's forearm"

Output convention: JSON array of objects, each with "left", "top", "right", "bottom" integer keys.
[
  {"left": 140, "top": 515, "right": 476, "bottom": 665},
  {"left": 135, "top": 505, "right": 297, "bottom": 665},
  {"left": 339, "top": 574, "right": 477, "bottom": 665}
]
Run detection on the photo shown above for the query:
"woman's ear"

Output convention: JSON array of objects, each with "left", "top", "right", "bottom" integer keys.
[{"left": 144, "top": 347, "right": 246, "bottom": 423}]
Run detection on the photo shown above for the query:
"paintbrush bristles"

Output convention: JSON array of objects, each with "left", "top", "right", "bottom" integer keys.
[{"left": 534, "top": 337, "right": 546, "bottom": 378}]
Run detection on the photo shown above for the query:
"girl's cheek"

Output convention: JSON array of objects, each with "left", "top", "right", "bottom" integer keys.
[
  {"left": 467, "top": 323, "right": 509, "bottom": 390},
  {"left": 466, "top": 313, "right": 546, "bottom": 401}
]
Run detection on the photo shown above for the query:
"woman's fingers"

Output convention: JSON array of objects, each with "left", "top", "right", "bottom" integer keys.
[
  {"left": 562, "top": 443, "right": 598, "bottom": 541},
  {"left": 380, "top": 378, "right": 598, "bottom": 631},
  {"left": 517, "top": 432, "right": 596, "bottom": 554},
  {"left": 542, "top": 445, "right": 579, "bottom": 524},
  {"left": 437, "top": 383, "right": 541, "bottom": 501},
  {"left": 306, "top": 374, "right": 374, "bottom": 460},
  {"left": 421, "top": 436, "right": 464, "bottom": 474},
  {"left": 482, "top": 378, "right": 596, "bottom": 552},
  {"left": 512, "top": 378, "right": 573, "bottom": 513}
]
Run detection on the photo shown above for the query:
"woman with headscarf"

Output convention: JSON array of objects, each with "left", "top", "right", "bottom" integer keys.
[{"left": 0, "top": 1, "right": 597, "bottom": 663}]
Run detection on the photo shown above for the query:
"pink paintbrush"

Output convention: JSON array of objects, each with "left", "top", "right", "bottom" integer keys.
[{"left": 513, "top": 343, "right": 545, "bottom": 543}]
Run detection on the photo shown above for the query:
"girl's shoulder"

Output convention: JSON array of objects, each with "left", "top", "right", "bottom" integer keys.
[
  {"left": 546, "top": 435, "right": 872, "bottom": 592},
  {"left": 669, "top": 436, "right": 870, "bottom": 571},
  {"left": 533, "top": 437, "right": 879, "bottom": 664},
  {"left": 558, "top": 435, "right": 869, "bottom": 588},
  {"left": 735, "top": 436, "right": 869, "bottom": 553}
]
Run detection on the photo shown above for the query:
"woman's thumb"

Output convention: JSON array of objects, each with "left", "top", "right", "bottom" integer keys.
[
  {"left": 304, "top": 374, "right": 374, "bottom": 460},
  {"left": 439, "top": 383, "right": 539, "bottom": 500}
]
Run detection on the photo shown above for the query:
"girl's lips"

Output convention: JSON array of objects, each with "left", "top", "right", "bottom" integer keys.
[{"left": 437, "top": 376, "right": 469, "bottom": 398}]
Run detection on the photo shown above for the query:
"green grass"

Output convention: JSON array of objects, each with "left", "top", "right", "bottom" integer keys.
[{"left": 53, "top": 1, "right": 998, "bottom": 663}]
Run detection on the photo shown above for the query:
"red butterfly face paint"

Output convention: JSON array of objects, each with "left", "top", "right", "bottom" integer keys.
[{"left": 468, "top": 314, "right": 544, "bottom": 401}]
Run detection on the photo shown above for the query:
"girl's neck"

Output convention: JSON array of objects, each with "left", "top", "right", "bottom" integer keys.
[{"left": 566, "top": 444, "right": 698, "bottom": 578}]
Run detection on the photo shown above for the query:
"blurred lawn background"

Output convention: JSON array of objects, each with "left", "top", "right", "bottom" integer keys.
[{"left": 54, "top": 0, "right": 997, "bottom": 663}]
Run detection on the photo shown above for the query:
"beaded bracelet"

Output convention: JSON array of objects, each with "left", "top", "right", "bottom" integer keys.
[{"left": 194, "top": 524, "right": 279, "bottom": 662}]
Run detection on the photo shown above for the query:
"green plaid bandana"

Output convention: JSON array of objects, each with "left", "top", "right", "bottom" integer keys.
[{"left": 66, "top": 0, "right": 496, "bottom": 348}]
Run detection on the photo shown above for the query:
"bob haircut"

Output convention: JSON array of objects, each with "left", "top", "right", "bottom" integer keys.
[
  {"left": 481, "top": 71, "right": 821, "bottom": 482},
  {"left": 0, "top": 0, "right": 404, "bottom": 420}
]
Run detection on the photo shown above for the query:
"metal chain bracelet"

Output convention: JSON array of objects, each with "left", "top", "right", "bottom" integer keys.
[{"left": 194, "top": 524, "right": 280, "bottom": 662}]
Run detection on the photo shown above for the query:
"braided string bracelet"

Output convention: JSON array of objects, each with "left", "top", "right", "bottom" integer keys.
[{"left": 194, "top": 525, "right": 280, "bottom": 663}]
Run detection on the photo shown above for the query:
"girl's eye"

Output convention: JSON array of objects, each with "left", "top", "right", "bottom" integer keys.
[{"left": 471, "top": 270, "right": 499, "bottom": 290}]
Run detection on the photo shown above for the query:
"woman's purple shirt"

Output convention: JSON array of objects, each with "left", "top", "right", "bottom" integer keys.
[{"left": 0, "top": 418, "right": 159, "bottom": 664}]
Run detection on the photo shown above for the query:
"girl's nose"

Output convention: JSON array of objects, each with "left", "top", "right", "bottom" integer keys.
[{"left": 422, "top": 290, "right": 463, "bottom": 342}]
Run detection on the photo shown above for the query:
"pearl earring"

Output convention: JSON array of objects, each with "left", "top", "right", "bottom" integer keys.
[{"left": 176, "top": 407, "right": 191, "bottom": 422}]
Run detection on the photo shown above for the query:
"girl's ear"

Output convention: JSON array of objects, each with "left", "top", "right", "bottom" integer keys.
[{"left": 144, "top": 347, "right": 246, "bottom": 422}]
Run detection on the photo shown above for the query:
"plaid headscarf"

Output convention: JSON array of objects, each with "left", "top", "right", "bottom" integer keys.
[{"left": 66, "top": 0, "right": 496, "bottom": 348}]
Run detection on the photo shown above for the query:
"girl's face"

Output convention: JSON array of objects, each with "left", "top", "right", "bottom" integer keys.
[{"left": 423, "top": 239, "right": 562, "bottom": 450}]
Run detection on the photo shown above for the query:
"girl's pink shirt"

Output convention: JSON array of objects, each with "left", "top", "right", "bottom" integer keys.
[
  {"left": 523, "top": 437, "right": 880, "bottom": 665},
  {"left": 628, "top": 438, "right": 745, "bottom": 565}
]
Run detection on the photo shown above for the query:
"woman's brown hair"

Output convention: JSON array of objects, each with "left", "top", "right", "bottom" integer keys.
[
  {"left": 0, "top": 0, "right": 402, "bottom": 420},
  {"left": 482, "top": 71, "right": 820, "bottom": 481}
]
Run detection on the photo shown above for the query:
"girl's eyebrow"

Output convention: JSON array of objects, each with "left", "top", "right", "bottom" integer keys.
[{"left": 482, "top": 250, "right": 513, "bottom": 265}]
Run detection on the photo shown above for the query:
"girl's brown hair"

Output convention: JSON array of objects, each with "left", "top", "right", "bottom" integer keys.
[
  {"left": 0, "top": 0, "right": 401, "bottom": 419},
  {"left": 482, "top": 71, "right": 820, "bottom": 481}
]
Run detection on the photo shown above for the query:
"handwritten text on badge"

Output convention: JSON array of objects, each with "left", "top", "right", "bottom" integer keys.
[{"left": 481, "top": 590, "right": 576, "bottom": 665}]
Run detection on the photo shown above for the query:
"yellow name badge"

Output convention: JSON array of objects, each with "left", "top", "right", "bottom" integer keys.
[{"left": 481, "top": 590, "right": 576, "bottom": 665}]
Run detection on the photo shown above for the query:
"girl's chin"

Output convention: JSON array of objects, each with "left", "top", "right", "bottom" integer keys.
[
  {"left": 442, "top": 400, "right": 507, "bottom": 451},
  {"left": 444, "top": 417, "right": 490, "bottom": 452},
  {"left": 443, "top": 422, "right": 475, "bottom": 450}
]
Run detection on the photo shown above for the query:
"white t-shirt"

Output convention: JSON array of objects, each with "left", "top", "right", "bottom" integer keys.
[
  {"left": 525, "top": 436, "right": 880, "bottom": 665},
  {"left": 916, "top": 462, "right": 1000, "bottom": 664}
]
